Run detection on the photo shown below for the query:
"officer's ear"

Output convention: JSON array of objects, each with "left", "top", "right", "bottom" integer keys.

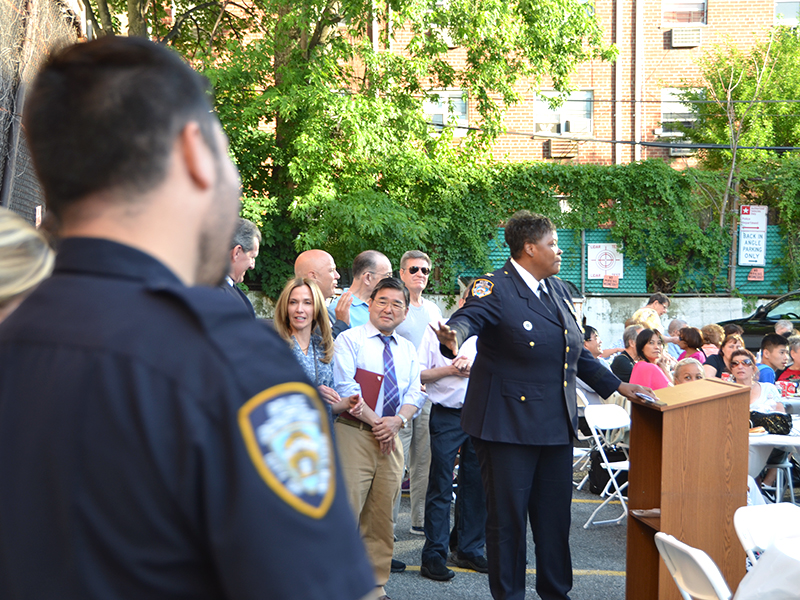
[
  {"left": 179, "top": 121, "right": 216, "bottom": 191},
  {"left": 524, "top": 242, "right": 536, "bottom": 257}
]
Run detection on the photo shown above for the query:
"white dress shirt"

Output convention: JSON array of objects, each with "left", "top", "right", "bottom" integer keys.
[
  {"left": 418, "top": 323, "right": 477, "bottom": 409},
  {"left": 510, "top": 257, "right": 548, "bottom": 298},
  {"left": 334, "top": 321, "right": 424, "bottom": 416}
]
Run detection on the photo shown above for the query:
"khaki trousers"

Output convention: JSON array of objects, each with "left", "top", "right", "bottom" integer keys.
[
  {"left": 335, "top": 421, "right": 404, "bottom": 591},
  {"left": 394, "top": 399, "right": 431, "bottom": 529}
]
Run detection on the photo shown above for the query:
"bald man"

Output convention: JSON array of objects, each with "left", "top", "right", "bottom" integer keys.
[{"left": 294, "top": 249, "right": 352, "bottom": 337}]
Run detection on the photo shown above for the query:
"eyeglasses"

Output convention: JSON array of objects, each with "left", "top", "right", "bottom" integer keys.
[
  {"left": 367, "top": 271, "right": 393, "bottom": 279},
  {"left": 373, "top": 298, "right": 406, "bottom": 311},
  {"left": 407, "top": 266, "right": 430, "bottom": 276},
  {"left": 730, "top": 358, "right": 754, "bottom": 367}
]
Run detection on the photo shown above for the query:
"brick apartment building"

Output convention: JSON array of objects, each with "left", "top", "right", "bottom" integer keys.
[{"left": 415, "top": 1, "right": 795, "bottom": 166}]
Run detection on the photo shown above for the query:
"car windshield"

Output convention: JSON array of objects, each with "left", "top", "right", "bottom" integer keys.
[{"left": 765, "top": 298, "right": 800, "bottom": 321}]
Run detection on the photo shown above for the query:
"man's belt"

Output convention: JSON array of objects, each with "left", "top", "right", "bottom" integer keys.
[{"left": 335, "top": 416, "right": 373, "bottom": 432}]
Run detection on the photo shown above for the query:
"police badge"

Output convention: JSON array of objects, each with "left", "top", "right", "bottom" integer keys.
[
  {"left": 471, "top": 279, "right": 494, "bottom": 298},
  {"left": 238, "top": 382, "right": 335, "bottom": 518}
]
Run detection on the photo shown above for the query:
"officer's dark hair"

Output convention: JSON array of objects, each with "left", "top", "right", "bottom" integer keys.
[
  {"left": 647, "top": 293, "right": 670, "bottom": 307},
  {"left": 761, "top": 333, "right": 789, "bottom": 353},
  {"left": 230, "top": 218, "right": 261, "bottom": 252},
  {"left": 583, "top": 325, "right": 598, "bottom": 343},
  {"left": 352, "top": 250, "right": 390, "bottom": 279},
  {"left": 369, "top": 276, "right": 409, "bottom": 307},
  {"left": 23, "top": 36, "right": 218, "bottom": 221},
  {"left": 504, "top": 210, "right": 555, "bottom": 259},
  {"left": 635, "top": 328, "right": 663, "bottom": 363}
]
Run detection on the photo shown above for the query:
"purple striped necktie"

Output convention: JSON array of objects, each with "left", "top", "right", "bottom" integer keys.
[{"left": 380, "top": 335, "right": 399, "bottom": 417}]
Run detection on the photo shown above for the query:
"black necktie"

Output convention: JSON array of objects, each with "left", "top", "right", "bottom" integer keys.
[{"left": 540, "top": 285, "right": 557, "bottom": 315}]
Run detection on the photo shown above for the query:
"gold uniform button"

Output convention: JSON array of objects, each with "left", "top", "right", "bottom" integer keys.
[
  {"left": 565, "top": 346, "right": 570, "bottom": 352},
  {"left": 563, "top": 381, "right": 568, "bottom": 387},
  {"left": 564, "top": 363, "right": 568, "bottom": 370},
  {"left": 564, "top": 329, "right": 568, "bottom": 335},
  {"left": 529, "top": 341, "right": 535, "bottom": 347},
  {"left": 520, "top": 396, "right": 526, "bottom": 401}
]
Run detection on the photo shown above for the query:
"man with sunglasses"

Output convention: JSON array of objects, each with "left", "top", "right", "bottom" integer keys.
[{"left": 395, "top": 251, "right": 443, "bottom": 542}]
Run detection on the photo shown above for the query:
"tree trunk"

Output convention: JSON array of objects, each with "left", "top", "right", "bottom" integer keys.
[
  {"left": 127, "top": 0, "right": 148, "bottom": 37},
  {"left": 96, "top": 0, "right": 114, "bottom": 33}
]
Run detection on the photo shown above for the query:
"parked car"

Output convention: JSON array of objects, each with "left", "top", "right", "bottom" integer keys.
[{"left": 718, "top": 290, "right": 800, "bottom": 351}]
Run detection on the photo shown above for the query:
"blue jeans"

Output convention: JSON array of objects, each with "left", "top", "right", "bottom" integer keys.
[{"left": 421, "top": 403, "right": 486, "bottom": 565}]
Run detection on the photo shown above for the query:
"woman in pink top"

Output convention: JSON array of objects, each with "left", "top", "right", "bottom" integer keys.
[
  {"left": 630, "top": 329, "right": 672, "bottom": 389},
  {"left": 677, "top": 326, "right": 706, "bottom": 364}
]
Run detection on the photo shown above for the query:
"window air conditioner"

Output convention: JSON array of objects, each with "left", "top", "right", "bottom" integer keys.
[
  {"left": 671, "top": 28, "right": 702, "bottom": 48},
  {"left": 546, "top": 139, "right": 578, "bottom": 159}
]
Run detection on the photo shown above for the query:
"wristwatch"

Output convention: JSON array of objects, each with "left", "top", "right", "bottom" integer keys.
[{"left": 397, "top": 413, "right": 409, "bottom": 428}]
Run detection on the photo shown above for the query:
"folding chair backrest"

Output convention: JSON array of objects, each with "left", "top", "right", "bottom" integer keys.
[
  {"left": 584, "top": 403, "right": 630, "bottom": 432},
  {"left": 654, "top": 533, "right": 732, "bottom": 600},
  {"left": 733, "top": 503, "right": 800, "bottom": 563},
  {"left": 584, "top": 404, "right": 630, "bottom": 455}
]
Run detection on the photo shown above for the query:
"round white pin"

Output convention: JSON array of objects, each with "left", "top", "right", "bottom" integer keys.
[{"left": 523, "top": 321, "right": 532, "bottom": 331}]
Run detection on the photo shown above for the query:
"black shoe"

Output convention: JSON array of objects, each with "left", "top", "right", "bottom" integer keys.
[
  {"left": 421, "top": 561, "right": 455, "bottom": 581},
  {"left": 391, "top": 559, "right": 406, "bottom": 573},
  {"left": 449, "top": 552, "right": 489, "bottom": 573}
]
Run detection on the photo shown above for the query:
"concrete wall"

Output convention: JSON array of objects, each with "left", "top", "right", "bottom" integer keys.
[{"left": 581, "top": 296, "right": 744, "bottom": 349}]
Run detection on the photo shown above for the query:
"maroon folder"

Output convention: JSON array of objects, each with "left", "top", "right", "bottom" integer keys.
[{"left": 340, "top": 368, "right": 384, "bottom": 422}]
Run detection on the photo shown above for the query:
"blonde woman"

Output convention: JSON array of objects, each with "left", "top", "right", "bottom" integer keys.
[
  {"left": 0, "top": 208, "right": 54, "bottom": 323},
  {"left": 673, "top": 357, "right": 706, "bottom": 385},
  {"left": 274, "top": 277, "right": 358, "bottom": 426}
]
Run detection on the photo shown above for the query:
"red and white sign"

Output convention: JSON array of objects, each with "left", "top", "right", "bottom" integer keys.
[
  {"left": 739, "top": 205, "right": 767, "bottom": 267},
  {"left": 588, "top": 243, "right": 624, "bottom": 279}
]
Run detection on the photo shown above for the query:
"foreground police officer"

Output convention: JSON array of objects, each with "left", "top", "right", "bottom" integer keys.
[
  {"left": 434, "top": 211, "right": 653, "bottom": 600},
  {"left": 0, "top": 37, "right": 374, "bottom": 600}
]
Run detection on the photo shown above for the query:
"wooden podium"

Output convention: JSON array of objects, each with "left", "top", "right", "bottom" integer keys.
[{"left": 625, "top": 379, "right": 750, "bottom": 600}]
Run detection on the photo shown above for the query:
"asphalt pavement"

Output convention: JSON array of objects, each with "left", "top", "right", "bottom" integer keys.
[{"left": 385, "top": 483, "right": 627, "bottom": 600}]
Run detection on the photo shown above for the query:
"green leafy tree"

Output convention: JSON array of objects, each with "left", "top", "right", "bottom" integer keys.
[
  {"left": 79, "top": 1, "right": 617, "bottom": 295},
  {"left": 202, "top": 0, "right": 616, "bottom": 295},
  {"left": 676, "top": 27, "right": 800, "bottom": 289}
]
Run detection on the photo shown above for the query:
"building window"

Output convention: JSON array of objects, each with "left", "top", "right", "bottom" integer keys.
[
  {"left": 423, "top": 90, "right": 468, "bottom": 137},
  {"left": 660, "top": 88, "right": 696, "bottom": 136},
  {"left": 776, "top": 1, "right": 800, "bottom": 25},
  {"left": 532, "top": 90, "right": 594, "bottom": 136},
  {"left": 663, "top": 1, "right": 706, "bottom": 24}
]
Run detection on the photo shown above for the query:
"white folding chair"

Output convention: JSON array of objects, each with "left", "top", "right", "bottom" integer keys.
[
  {"left": 733, "top": 503, "right": 800, "bottom": 564},
  {"left": 654, "top": 532, "right": 732, "bottom": 600},
  {"left": 582, "top": 404, "right": 630, "bottom": 528},
  {"left": 764, "top": 455, "right": 796, "bottom": 504},
  {"left": 573, "top": 389, "right": 597, "bottom": 490}
]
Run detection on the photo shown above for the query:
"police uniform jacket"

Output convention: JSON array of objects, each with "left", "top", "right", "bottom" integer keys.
[
  {"left": 0, "top": 238, "right": 374, "bottom": 600},
  {"left": 445, "top": 260, "right": 621, "bottom": 445}
]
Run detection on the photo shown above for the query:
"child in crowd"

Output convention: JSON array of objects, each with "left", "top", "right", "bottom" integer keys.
[{"left": 757, "top": 333, "right": 790, "bottom": 384}]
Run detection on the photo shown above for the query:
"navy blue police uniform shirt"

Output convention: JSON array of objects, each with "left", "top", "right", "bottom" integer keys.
[
  {"left": 0, "top": 238, "right": 374, "bottom": 600},
  {"left": 443, "top": 260, "right": 621, "bottom": 444}
]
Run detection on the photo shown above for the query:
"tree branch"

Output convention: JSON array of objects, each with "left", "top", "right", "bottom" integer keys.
[
  {"left": 162, "top": 2, "right": 221, "bottom": 44},
  {"left": 83, "top": 1, "right": 106, "bottom": 37}
]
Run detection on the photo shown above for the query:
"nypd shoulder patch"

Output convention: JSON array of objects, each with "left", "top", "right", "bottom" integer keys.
[
  {"left": 472, "top": 279, "right": 494, "bottom": 298},
  {"left": 238, "top": 382, "right": 335, "bottom": 519}
]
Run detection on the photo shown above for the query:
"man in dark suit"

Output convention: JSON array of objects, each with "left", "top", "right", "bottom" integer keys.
[
  {"left": 220, "top": 218, "right": 260, "bottom": 317},
  {"left": 434, "top": 211, "right": 653, "bottom": 600}
]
